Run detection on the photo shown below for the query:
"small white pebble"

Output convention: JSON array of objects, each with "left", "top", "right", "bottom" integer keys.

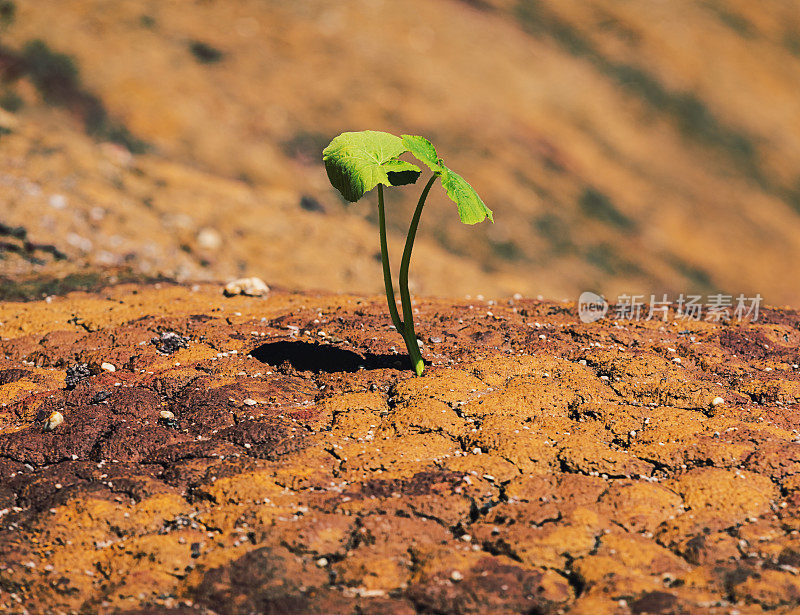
[
  {"left": 243, "top": 398, "right": 258, "bottom": 406},
  {"left": 451, "top": 570, "right": 464, "bottom": 582},
  {"left": 100, "top": 362, "right": 116, "bottom": 372},
  {"left": 316, "top": 558, "right": 328, "bottom": 567},
  {"left": 159, "top": 410, "right": 175, "bottom": 421},
  {"left": 712, "top": 397, "right": 724, "bottom": 406},
  {"left": 43, "top": 411, "right": 64, "bottom": 431},
  {"left": 223, "top": 277, "right": 270, "bottom": 297}
]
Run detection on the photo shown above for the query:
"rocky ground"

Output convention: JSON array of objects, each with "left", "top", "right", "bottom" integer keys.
[
  {"left": 1, "top": 283, "right": 800, "bottom": 613},
  {"left": 3, "top": 1, "right": 800, "bottom": 613}
]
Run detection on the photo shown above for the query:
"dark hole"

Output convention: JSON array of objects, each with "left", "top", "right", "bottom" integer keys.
[{"left": 251, "top": 341, "right": 405, "bottom": 373}]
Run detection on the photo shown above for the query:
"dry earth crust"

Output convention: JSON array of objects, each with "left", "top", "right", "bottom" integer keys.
[{"left": 1, "top": 284, "right": 800, "bottom": 613}]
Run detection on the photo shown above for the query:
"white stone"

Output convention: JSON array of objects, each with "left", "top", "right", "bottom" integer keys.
[
  {"left": 44, "top": 411, "right": 64, "bottom": 431},
  {"left": 223, "top": 277, "right": 270, "bottom": 297},
  {"left": 100, "top": 362, "right": 116, "bottom": 372}
]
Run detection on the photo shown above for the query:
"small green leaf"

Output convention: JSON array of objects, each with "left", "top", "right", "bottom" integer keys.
[
  {"left": 401, "top": 135, "right": 442, "bottom": 173},
  {"left": 440, "top": 167, "right": 494, "bottom": 225},
  {"left": 402, "top": 134, "right": 493, "bottom": 225},
  {"left": 323, "top": 131, "right": 419, "bottom": 202}
]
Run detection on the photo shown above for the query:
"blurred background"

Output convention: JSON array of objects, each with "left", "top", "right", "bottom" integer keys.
[{"left": 1, "top": 0, "right": 800, "bottom": 305}]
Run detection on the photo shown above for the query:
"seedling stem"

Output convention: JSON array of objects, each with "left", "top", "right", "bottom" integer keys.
[
  {"left": 398, "top": 175, "right": 437, "bottom": 376},
  {"left": 377, "top": 184, "right": 404, "bottom": 332}
]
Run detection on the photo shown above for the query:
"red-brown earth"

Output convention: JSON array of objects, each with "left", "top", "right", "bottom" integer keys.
[{"left": 2, "top": 283, "right": 800, "bottom": 613}]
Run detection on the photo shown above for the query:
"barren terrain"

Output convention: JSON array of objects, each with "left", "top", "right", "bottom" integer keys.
[
  {"left": 3, "top": 0, "right": 800, "bottom": 302},
  {"left": 3, "top": 2, "right": 800, "bottom": 613},
  {"left": 1, "top": 284, "right": 800, "bottom": 613}
]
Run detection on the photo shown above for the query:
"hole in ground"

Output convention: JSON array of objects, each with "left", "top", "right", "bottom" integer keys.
[{"left": 251, "top": 341, "right": 407, "bottom": 373}]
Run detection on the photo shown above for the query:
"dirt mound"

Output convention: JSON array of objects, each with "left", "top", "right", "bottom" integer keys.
[{"left": 1, "top": 284, "right": 800, "bottom": 613}]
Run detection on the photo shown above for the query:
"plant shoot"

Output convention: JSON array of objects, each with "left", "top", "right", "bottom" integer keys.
[{"left": 323, "top": 130, "right": 492, "bottom": 376}]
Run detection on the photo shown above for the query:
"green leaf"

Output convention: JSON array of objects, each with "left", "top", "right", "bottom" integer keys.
[
  {"left": 402, "top": 134, "right": 493, "bottom": 225},
  {"left": 323, "top": 131, "right": 420, "bottom": 202},
  {"left": 401, "top": 134, "right": 443, "bottom": 173},
  {"left": 440, "top": 168, "right": 494, "bottom": 224}
]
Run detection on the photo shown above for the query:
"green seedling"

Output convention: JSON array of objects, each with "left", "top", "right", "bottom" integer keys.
[{"left": 323, "top": 130, "right": 493, "bottom": 376}]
